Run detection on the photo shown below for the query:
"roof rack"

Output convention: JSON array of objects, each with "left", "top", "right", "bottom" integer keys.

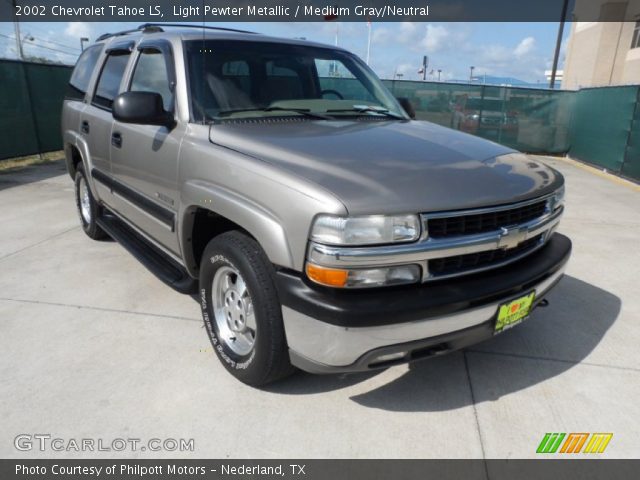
[
  {"left": 95, "top": 24, "right": 257, "bottom": 42},
  {"left": 138, "top": 23, "right": 258, "bottom": 35},
  {"left": 96, "top": 25, "right": 161, "bottom": 42}
]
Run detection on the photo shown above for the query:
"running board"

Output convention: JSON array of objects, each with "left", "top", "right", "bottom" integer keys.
[{"left": 97, "top": 213, "right": 197, "bottom": 294}]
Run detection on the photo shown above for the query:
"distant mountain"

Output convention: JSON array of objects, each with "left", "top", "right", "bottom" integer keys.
[{"left": 448, "top": 75, "right": 556, "bottom": 89}]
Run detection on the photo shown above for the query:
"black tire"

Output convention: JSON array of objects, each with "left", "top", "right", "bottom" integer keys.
[
  {"left": 199, "top": 231, "right": 294, "bottom": 386},
  {"left": 74, "top": 163, "right": 107, "bottom": 240}
]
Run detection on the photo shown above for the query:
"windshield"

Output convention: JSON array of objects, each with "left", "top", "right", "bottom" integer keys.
[{"left": 185, "top": 40, "right": 407, "bottom": 122}]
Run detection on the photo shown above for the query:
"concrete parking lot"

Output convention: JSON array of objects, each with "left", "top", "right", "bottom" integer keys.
[{"left": 1, "top": 156, "right": 638, "bottom": 459}]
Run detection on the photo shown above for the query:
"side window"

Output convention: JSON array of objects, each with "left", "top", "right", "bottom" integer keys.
[
  {"left": 631, "top": 21, "right": 640, "bottom": 49},
  {"left": 92, "top": 52, "right": 131, "bottom": 110},
  {"left": 130, "top": 49, "right": 174, "bottom": 112},
  {"left": 67, "top": 45, "right": 103, "bottom": 101}
]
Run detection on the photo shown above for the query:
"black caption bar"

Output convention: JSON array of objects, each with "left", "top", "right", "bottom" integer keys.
[
  {"left": 1, "top": 460, "right": 639, "bottom": 480},
  {"left": 0, "top": 0, "right": 636, "bottom": 22}
]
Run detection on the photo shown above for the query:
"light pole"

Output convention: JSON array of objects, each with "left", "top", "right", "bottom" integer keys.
[
  {"left": 12, "top": 0, "right": 24, "bottom": 60},
  {"left": 550, "top": 0, "right": 570, "bottom": 89},
  {"left": 365, "top": 21, "right": 372, "bottom": 66},
  {"left": 437, "top": 69, "right": 442, "bottom": 82},
  {"left": 80, "top": 37, "right": 89, "bottom": 51},
  {"left": 469, "top": 66, "right": 475, "bottom": 82}
]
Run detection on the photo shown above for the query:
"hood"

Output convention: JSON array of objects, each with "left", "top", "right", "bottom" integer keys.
[{"left": 209, "top": 119, "right": 562, "bottom": 215}]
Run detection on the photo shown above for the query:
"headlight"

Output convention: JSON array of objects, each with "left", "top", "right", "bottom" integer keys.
[{"left": 310, "top": 214, "right": 421, "bottom": 246}]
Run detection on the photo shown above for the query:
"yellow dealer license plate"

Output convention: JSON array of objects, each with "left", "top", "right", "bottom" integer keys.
[{"left": 495, "top": 291, "right": 536, "bottom": 333}]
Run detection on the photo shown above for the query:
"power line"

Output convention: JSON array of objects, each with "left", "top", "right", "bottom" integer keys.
[
  {"left": 4, "top": 29, "right": 81, "bottom": 54},
  {"left": 24, "top": 41, "right": 78, "bottom": 57},
  {"left": 34, "top": 36, "right": 80, "bottom": 52},
  {"left": 0, "top": 32, "right": 78, "bottom": 57},
  {"left": 22, "top": 27, "right": 81, "bottom": 51}
]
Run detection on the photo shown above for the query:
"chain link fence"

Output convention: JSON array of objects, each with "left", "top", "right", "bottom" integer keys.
[{"left": 0, "top": 58, "right": 638, "bottom": 181}]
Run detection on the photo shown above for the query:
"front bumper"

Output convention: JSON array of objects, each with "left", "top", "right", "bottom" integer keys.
[{"left": 276, "top": 233, "right": 571, "bottom": 373}]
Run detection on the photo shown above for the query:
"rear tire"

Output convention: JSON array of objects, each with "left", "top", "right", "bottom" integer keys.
[
  {"left": 74, "top": 163, "right": 107, "bottom": 240},
  {"left": 199, "top": 231, "right": 294, "bottom": 386}
]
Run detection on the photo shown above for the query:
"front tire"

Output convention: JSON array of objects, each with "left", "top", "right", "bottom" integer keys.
[
  {"left": 74, "top": 163, "right": 107, "bottom": 240},
  {"left": 199, "top": 231, "right": 294, "bottom": 386}
]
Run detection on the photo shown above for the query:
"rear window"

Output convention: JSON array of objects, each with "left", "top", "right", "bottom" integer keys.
[
  {"left": 67, "top": 45, "right": 103, "bottom": 101},
  {"left": 92, "top": 52, "right": 131, "bottom": 110}
]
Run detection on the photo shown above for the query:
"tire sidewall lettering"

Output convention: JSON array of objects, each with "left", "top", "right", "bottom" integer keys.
[{"left": 201, "top": 255, "right": 256, "bottom": 370}]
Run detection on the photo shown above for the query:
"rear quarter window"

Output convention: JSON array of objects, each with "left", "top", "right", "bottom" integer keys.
[{"left": 67, "top": 45, "right": 103, "bottom": 101}]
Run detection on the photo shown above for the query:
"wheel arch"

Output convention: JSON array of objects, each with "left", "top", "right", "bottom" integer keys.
[{"left": 179, "top": 181, "right": 294, "bottom": 278}]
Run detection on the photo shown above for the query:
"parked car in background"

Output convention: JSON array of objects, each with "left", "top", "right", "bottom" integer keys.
[
  {"left": 452, "top": 95, "right": 519, "bottom": 143},
  {"left": 62, "top": 24, "right": 570, "bottom": 386}
]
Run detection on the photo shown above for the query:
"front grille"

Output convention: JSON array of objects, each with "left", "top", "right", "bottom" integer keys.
[
  {"left": 427, "top": 200, "right": 547, "bottom": 238},
  {"left": 429, "top": 234, "right": 543, "bottom": 277}
]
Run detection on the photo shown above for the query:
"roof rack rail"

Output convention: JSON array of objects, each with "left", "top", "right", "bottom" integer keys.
[
  {"left": 95, "top": 23, "right": 257, "bottom": 43},
  {"left": 137, "top": 23, "right": 258, "bottom": 35},
  {"left": 96, "top": 25, "right": 162, "bottom": 42}
]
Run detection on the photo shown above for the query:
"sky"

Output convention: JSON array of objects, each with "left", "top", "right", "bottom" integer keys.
[{"left": 0, "top": 21, "right": 570, "bottom": 83}]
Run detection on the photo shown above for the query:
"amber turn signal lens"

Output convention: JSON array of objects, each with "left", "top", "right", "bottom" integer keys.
[{"left": 305, "top": 263, "right": 349, "bottom": 288}]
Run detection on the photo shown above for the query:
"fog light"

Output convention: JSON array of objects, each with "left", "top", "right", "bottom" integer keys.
[
  {"left": 305, "top": 263, "right": 421, "bottom": 288},
  {"left": 346, "top": 265, "right": 421, "bottom": 287}
]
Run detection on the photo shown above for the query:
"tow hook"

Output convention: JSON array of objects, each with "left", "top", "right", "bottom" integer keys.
[{"left": 538, "top": 298, "right": 549, "bottom": 307}]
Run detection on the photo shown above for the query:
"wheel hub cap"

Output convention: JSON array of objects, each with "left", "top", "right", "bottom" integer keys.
[
  {"left": 212, "top": 266, "right": 256, "bottom": 356},
  {"left": 78, "top": 177, "right": 91, "bottom": 224}
]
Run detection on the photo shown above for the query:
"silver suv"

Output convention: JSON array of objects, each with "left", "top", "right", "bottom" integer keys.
[{"left": 62, "top": 24, "right": 571, "bottom": 386}]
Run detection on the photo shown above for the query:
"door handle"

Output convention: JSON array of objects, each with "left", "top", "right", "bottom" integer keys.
[
  {"left": 81, "top": 121, "right": 90, "bottom": 134},
  {"left": 111, "top": 132, "right": 122, "bottom": 148}
]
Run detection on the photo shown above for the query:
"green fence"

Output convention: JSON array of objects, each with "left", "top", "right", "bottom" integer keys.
[
  {"left": 623, "top": 89, "right": 640, "bottom": 180},
  {"left": 0, "top": 58, "right": 639, "bottom": 181},
  {"left": 568, "top": 85, "right": 640, "bottom": 180},
  {"left": 0, "top": 59, "right": 72, "bottom": 160},
  {"left": 383, "top": 80, "right": 575, "bottom": 154}
]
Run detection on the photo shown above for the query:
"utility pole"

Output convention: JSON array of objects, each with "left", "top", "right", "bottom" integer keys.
[
  {"left": 422, "top": 56, "right": 428, "bottom": 81},
  {"left": 469, "top": 66, "right": 475, "bottom": 82},
  {"left": 80, "top": 37, "right": 89, "bottom": 51},
  {"left": 365, "top": 21, "right": 372, "bottom": 66},
  {"left": 12, "top": 1, "right": 24, "bottom": 60},
  {"left": 550, "top": 0, "right": 570, "bottom": 89}
]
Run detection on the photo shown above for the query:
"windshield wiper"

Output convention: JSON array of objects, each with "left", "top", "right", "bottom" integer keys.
[
  {"left": 326, "top": 105, "right": 405, "bottom": 120},
  {"left": 216, "top": 106, "right": 331, "bottom": 120}
]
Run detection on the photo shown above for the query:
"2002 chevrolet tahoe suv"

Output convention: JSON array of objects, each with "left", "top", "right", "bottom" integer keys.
[{"left": 62, "top": 24, "right": 571, "bottom": 386}]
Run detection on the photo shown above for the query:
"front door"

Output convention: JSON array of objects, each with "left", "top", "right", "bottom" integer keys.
[{"left": 109, "top": 41, "right": 184, "bottom": 255}]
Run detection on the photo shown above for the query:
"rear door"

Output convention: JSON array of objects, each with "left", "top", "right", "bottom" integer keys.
[
  {"left": 109, "top": 39, "right": 183, "bottom": 255},
  {"left": 81, "top": 42, "right": 133, "bottom": 205},
  {"left": 63, "top": 44, "right": 103, "bottom": 155}
]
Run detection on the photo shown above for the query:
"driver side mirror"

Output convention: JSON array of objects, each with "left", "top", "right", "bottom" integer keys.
[
  {"left": 396, "top": 97, "right": 416, "bottom": 120},
  {"left": 113, "top": 91, "right": 175, "bottom": 129}
]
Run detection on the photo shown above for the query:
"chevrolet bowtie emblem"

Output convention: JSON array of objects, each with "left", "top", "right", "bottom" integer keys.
[{"left": 498, "top": 226, "right": 528, "bottom": 250}]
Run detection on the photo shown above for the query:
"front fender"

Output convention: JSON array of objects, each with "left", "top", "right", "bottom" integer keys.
[{"left": 179, "top": 180, "right": 293, "bottom": 276}]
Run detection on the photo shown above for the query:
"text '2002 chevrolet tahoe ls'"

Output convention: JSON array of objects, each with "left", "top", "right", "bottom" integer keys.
[{"left": 62, "top": 24, "right": 571, "bottom": 386}]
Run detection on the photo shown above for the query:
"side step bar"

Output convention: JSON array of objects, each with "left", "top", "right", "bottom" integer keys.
[{"left": 97, "top": 213, "right": 197, "bottom": 294}]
